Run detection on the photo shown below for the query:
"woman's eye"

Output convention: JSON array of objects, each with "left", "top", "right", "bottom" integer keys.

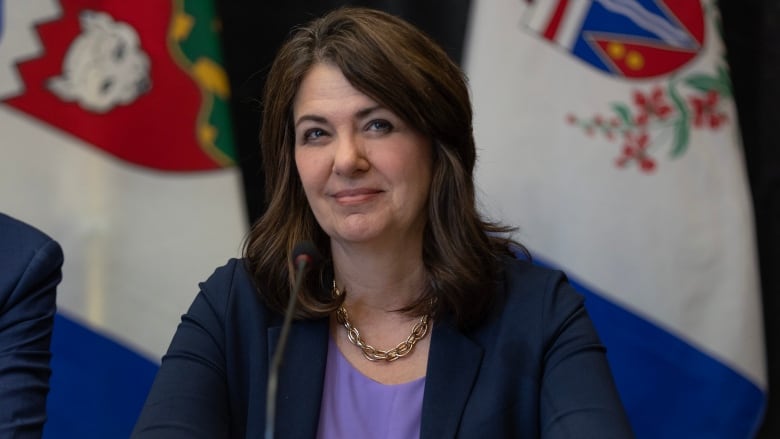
[
  {"left": 367, "top": 119, "right": 392, "bottom": 132},
  {"left": 303, "top": 128, "right": 326, "bottom": 141}
]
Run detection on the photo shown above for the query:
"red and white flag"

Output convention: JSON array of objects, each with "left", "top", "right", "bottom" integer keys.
[{"left": 0, "top": 1, "right": 245, "bottom": 436}]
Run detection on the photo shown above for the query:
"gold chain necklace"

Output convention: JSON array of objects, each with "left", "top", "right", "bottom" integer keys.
[{"left": 332, "top": 280, "right": 431, "bottom": 362}]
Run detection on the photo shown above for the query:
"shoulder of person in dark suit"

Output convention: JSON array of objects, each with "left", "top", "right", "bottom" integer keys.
[{"left": 0, "top": 212, "right": 64, "bottom": 437}]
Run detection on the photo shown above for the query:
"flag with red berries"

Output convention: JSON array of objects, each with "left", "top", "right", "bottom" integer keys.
[{"left": 466, "top": 0, "right": 765, "bottom": 437}]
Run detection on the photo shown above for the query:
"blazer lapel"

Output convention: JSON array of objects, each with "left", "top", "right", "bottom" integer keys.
[
  {"left": 267, "top": 317, "right": 329, "bottom": 438},
  {"left": 420, "top": 319, "right": 483, "bottom": 439}
]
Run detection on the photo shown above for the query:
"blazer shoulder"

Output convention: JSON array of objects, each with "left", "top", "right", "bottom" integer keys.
[
  {"left": 194, "top": 258, "right": 275, "bottom": 324},
  {"left": 490, "top": 256, "right": 586, "bottom": 339},
  {"left": 0, "top": 214, "right": 63, "bottom": 303},
  {"left": 0, "top": 213, "right": 63, "bottom": 259},
  {"left": 197, "top": 258, "right": 258, "bottom": 301},
  {"left": 200, "top": 258, "right": 251, "bottom": 290},
  {"left": 499, "top": 256, "right": 581, "bottom": 304}
]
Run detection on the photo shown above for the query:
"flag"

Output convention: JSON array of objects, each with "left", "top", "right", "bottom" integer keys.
[
  {"left": 0, "top": 1, "right": 245, "bottom": 437},
  {"left": 465, "top": 0, "right": 765, "bottom": 436}
]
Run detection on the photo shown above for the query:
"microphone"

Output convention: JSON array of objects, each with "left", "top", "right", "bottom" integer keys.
[
  {"left": 265, "top": 241, "right": 322, "bottom": 439},
  {"left": 291, "top": 241, "right": 322, "bottom": 270}
]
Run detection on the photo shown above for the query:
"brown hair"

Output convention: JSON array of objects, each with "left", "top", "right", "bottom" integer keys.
[{"left": 243, "top": 7, "right": 521, "bottom": 329}]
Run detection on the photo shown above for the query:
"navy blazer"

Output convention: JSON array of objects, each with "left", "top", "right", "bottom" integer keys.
[
  {"left": 133, "top": 257, "right": 633, "bottom": 438},
  {"left": 0, "top": 213, "right": 62, "bottom": 437}
]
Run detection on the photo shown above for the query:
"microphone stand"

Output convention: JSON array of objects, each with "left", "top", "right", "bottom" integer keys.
[{"left": 264, "top": 251, "right": 315, "bottom": 439}]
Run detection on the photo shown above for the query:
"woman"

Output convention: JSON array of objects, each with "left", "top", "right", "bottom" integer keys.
[{"left": 132, "top": 7, "right": 633, "bottom": 438}]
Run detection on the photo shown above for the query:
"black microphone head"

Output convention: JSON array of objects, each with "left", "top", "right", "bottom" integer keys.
[{"left": 291, "top": 241, "right": 323, "bottom": 269}]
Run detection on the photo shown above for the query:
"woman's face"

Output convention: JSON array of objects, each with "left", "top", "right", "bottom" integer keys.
[{"left": 293, "top": 63, "right": 433, "bottom": 249}]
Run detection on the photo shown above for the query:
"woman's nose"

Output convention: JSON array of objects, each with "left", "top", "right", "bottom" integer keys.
[{"left": 332, "top": 134, "right": 369, "bottom": 176}]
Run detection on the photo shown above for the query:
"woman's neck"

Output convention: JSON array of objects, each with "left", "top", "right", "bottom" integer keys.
[{"left": 330, "top": 239, "right": 426, "bottom": 313}]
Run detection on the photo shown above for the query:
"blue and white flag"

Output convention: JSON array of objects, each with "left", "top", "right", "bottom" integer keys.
[{"left": 466, "top": 0, "right": 765, "bottom": 436}]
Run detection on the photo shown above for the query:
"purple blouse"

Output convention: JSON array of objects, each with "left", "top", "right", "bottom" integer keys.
[{"left": 316, "top": 336, "right": 426, "bottom": 439}]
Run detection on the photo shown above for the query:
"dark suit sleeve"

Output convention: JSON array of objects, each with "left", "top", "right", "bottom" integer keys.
[
  {"left": 130, "top": 266, "right": 233, "bottom": 439},
  {"left": 539, "top": 275, "right": 635, "bottom": 439},
  {"left": 0, "top": 232, "right": 62, "bottom": 438}
]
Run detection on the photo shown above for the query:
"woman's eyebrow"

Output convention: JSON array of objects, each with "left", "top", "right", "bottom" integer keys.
[
  {"left": 294, "top": 114, "right": 328, "bottom": 128},
  {"left": 295, "top": 104, "right": 385, "bottom": 128},
  {"left": 354, "top": 105, "right": 383, "bottom": 119}
]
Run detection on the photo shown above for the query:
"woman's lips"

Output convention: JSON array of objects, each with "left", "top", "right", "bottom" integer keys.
[{"left": 332, "top": 188, "right": 382, "bottom": 204}]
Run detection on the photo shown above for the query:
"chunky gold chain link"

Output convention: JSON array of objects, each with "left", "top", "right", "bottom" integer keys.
[{"left": 332, "top": 280, "right": 431, "bottom": 362}]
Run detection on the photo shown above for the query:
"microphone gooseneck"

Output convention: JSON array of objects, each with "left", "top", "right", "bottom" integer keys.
[{"left": 265, "top": 241, "right": 322, "bottom": 439}]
